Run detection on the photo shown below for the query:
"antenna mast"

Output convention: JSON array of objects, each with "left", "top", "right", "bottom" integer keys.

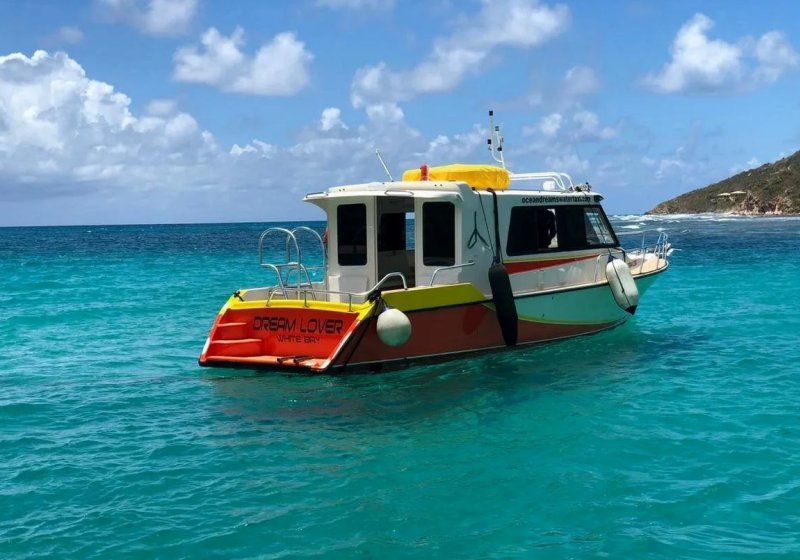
[
  {"left": 487, "top": 110, "right": 506, "bottom": 169},
  {"left": 375, "top": 148, "right": 394, "bottom": 181}
]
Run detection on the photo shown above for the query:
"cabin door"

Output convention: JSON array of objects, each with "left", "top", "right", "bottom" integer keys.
[
  {"left": 414, "top": 198, "right": 460, "bottom": 286},
  {"left": 376, "top": 197, "right": 415, "bottom": 288},
  {"left": 328, "top": 200, "right": 376, "bottom": 300}
]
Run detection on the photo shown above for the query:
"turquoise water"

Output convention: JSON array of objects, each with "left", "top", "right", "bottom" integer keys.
[{"left": 2, "top": 215, "right": 799, "bottom": 558}]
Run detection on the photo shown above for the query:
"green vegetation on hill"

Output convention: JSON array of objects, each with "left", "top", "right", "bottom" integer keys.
[{"left": 648, "top": 150, "right": 800, "bottom": 215}]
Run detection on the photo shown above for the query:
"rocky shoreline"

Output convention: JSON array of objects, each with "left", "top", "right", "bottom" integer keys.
[
  {"left": 735, "top": 191, "right": 797, "bottom": 214},
  {"left": 649, "top": 190, "right": 798, "bottom": 215},
  {"left": 647, "top": 151, "right": 800, "bottom": 216}
]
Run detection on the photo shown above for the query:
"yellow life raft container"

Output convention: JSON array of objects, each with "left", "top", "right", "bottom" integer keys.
[{"left": 402, "top": 164, "right": 510, "bottom": 190}]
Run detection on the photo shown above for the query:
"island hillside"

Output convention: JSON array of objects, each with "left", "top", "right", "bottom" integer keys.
[{"left": 647, "top": 150, "right": 800, "bottom": 215}]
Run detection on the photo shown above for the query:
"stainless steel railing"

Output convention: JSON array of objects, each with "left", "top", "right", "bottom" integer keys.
[
  {"left": 258, "top": 226, "right": 327, "bottom": 295},
  {"left": 623, "top": 231, "right": 671, "bottom": 274},
  {"left": 265, "top": 272, "right": 409, "bottom": 311}
]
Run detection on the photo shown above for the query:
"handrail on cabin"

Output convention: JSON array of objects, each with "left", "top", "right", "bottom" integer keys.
[{"left": 429, "top": 261, "right": 475, "bottom": 286}]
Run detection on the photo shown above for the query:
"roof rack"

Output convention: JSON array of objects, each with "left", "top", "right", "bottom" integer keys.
[{"left": 508, "top": 172, "right": 575, "bottom": 191}]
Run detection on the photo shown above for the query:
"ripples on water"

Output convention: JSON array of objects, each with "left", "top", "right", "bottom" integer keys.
[{"left": 1, "top": 217, "right": 800, "bottom": 558}]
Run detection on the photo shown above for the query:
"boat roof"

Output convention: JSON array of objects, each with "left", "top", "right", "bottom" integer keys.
[
  {"left": 304, "top": 179, "right": 603, "bottom": 203},
  {"left": 320, "top": 180, "right": 461, "bottom": 197},
  {"left": 304, "top": 163, "right": 603, "bottom": 203}
]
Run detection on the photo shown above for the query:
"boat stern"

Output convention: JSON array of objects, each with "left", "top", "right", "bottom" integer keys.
[{"left": 198, "top": 292, "right": 375, "bottom": 372}]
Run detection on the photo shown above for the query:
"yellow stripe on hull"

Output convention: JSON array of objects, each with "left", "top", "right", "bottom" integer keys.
[{"left": 381, "top": 283, "right": 486, "bottom": 312}]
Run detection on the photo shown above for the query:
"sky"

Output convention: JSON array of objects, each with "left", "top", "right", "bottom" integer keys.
[{"left": 1, "top": 0, "right": 799, "bottom": 226}]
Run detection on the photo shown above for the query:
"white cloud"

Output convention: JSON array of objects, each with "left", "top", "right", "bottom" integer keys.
[
  {"left": 144, "top": 0, "right": 197, "bottom": 34},
  {"left": 641, "top": 148, "right": 691, "bottom": 182},
  {"left": 95, "top": 0, "right": 198, "bottom": 36},
  {"left": 654, "top": 158, "right": 687, "bottom": 180},
  {"left": 644, "top": 14, "right": 741, "bottom": 93},
  {"left": 145, "top": 98, "right": 178, "bottom": 116},
  {"left": 173, "top": 28, "right": 314, "bottom": 95},
  {"left": 754, "top": 31, "right": 800, "bottom": 82},
  {"left": 515, "top": 64, "right": 600, "bottom": 117},
  {"left": 418, "top": 126, "right": 486, "bottom": 162},
  {"left": 515, "top": 106, "right": 621, "bottom": 183},
  {"left": 320, "top": 107, "right": 347, "bottom": 131},
  {"left": 526, "top": 112, "right": 562, "bottom": 136},
  {"left": 351, "top": 0, "right": 569, "bottom": 107},
  {"left": 163, "top": 112, "right": 198, "bottom": 138},
  {"left": 230, "top": 139, "right": 275, "bottom": 158},
  {"left": 525, "top": 91, "right": 544, "bottom": 107},
  {"left": 226, "top": 113, "right": 473, "bottom": 202},
  {"left": 0, "top": 50, "right": 219, "bottom": 202},
  {"left": 643, "top": 155, "right": 696, "bottom": 185},
  {"left": 316, "top": 0, "right": 394, "bottom": 9},
  {"left": 522, "top": 109, "right": 617, "bottom": 141},
  {"left": 0, "top": 50, "right": 488, "bottom": 225},
  {"left": 545, "top": 151, "right": 589, "bottom": 174},
  {"left": 365, "top": 102, "right": 404, "bottom": 124},
  {"left": 644, "top": 13, "right": 799, "bottom": 93},
  {"left": 572, "top": 110, "right": 618, "bottom": 140},
  {"left": 45, "top": 26, "right": 85, "bottom": 45},
  {"left": 563, "top": 65, "right": 599, "bottom": 96}
]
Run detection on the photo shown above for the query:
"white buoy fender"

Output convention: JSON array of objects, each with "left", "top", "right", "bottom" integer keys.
[
  {"left": 376, "top": 308, "right": 412, "bottom": 347},
  {"left": 606, "top": 258, "right": 640, "bottom": 314}
]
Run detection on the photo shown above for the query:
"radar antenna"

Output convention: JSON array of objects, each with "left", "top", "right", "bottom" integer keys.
[{"left": 487, "top": 110, "right": 506, "bottom": 169}]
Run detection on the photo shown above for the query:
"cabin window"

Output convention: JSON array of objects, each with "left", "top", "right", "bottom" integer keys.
[
  {"left": 554, "top": 206, "right": 586, "bottom": 250},
  {"left": 582, "top": 207, "right": 616, "bottom": 245},
  {"left": 506, "top": 206, "right": 558, "bottom": 255},
  {"left": 337, "top": 203, "right": 367, "bottom": 266},
  {"left": 506, "top": 205, "right": 617, "bottom": 255},
  {"left": 422, "top": 201, "right": 455, "bottom": 266},
  {"left": 555, "top": 206, "right": 617, "bottom": 248}
]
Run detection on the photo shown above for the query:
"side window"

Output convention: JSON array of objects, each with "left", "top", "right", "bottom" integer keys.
[
  {"left": 337, "top": 203, "right": 367, "bottom": 266},
  {"left": 554, "top": 205, "right": 618, "bottom": 249},
  {"left": 422, "top": 202, "right": 455, "bottom": 266},
  {"left": 555, "top": 206, "right": 586, "bottom": 250},
  {"left": 583, "top": 207, "right": 616, "bottom": 246},
  {"left": 507, "top": 205, "right": 617, "bottom": 254},
  {"left": 506, "top": 206, "right": 558, "bottom": 256}
]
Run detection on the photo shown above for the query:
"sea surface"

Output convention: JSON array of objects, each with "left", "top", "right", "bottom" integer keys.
[{"left": 1, "top": 215, "right": 799, "bottom": 559}]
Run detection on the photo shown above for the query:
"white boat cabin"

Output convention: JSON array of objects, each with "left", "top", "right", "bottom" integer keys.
[{"left": 301, "top": 169, "right": 620, "bottom": 301}]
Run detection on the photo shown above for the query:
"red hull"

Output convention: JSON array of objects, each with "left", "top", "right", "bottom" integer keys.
[
  {"left": 200, "top": 298, "right": 621, "bottom": 373},
  {"left": 333, "top": 302, "right": 620, "bottom": 372}
]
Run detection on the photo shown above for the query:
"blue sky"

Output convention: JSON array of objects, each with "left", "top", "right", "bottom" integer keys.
[{"left": 1, "top": 0, "right": 799, "bottom": 226}]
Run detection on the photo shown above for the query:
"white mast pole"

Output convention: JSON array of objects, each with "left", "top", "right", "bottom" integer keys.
[{"left": 487, "top": 110, "right": 506, "bottom": 169}]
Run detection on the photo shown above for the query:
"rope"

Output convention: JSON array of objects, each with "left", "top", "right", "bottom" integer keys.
[
  {"left": 488, "top": 188, "right": 503, "bottom": 264},
  {"left": 467, "top": 210, "right": 488, "bottom": 249},
  {"left": 476, "top": 191, "right": 496, "bottom": 262}
]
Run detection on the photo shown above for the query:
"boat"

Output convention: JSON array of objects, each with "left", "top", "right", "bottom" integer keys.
[{"left": 199, "top": 113, "right": 670, "bottom": 373}]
